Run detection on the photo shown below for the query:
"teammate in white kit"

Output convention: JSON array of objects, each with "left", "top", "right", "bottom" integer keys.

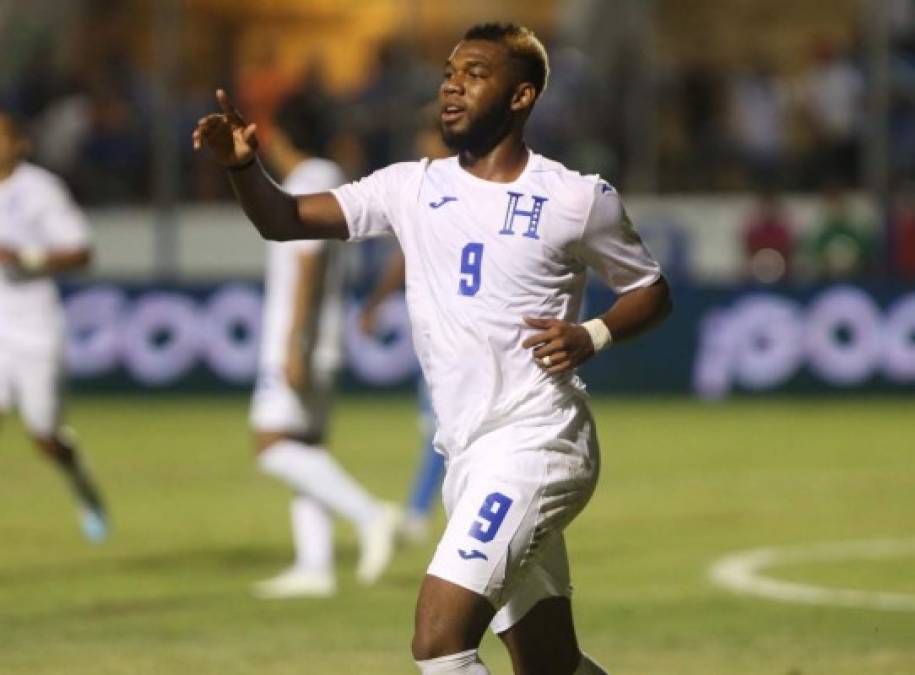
[
  {"left": 249, "top": 97, "right": 400, "bottom": 598},
  {"left": 195, "top": 23, "right": 671, "bottom": 674},
  {"left": 0, "top": 111, "right": 108, "bottom": 542}
]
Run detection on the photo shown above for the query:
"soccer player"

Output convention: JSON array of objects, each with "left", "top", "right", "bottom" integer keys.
[
  {"left": 0, "top": 110, "right": 108, "bottom": 542},
  {"left": 195, "top": 23, "right": 671, "bottom": 675},
  {"left": 249, "top": 95, "right": 400, "bottom": 598},
  {"left": 360, "top": 250, "right": 444, "bottom": 544}
]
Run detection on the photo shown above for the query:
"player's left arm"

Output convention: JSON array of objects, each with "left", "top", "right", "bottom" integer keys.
[
  {"left": 523, "top": 277, "right": 671, "bottom": 374},
  {"left": 523, "top": 185, "right": 672, "bottom": 374}
]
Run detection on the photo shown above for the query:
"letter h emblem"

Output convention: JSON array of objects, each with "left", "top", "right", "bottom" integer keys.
[{"left": 499, "top": 192, "right": 548, "bottom": 240}]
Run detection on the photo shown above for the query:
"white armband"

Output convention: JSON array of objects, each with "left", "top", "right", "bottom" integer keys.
[
  {"left": 19, "top": 247, "right": 49, "bottom": 273},
  {"left": 582, "top": 318, "right": 613, "bottom": 352}
]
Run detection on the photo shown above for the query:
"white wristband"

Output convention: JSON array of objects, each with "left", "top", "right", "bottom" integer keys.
[
  {"left": 582, "top": 318, "right": 613, "bottom": 352},
  {"left": 19, "top": 247, "right": 48, "bottom": 273}
]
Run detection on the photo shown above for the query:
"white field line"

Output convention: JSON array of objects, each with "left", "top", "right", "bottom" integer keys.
[{"left": 709, "top": 539, "right": 915, "bottom": 611}]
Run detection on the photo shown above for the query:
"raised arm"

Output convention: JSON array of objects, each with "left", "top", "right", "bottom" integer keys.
[{"left": 192, "top": 89, "right": 347, "bottom": 242}]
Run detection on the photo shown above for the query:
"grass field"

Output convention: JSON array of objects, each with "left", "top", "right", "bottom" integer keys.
[{"left": 1, "top": 395, "right": 913, "bottom": 674}]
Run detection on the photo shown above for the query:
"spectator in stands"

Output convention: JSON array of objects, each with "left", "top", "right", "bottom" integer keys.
[
  {"left": 677, "top": 56, "right": 727, "bottom": 189},
  {"left": 807, "top": 185, "right": 878, "bottom": 279},
  {"left": 74, "top": 76, "right": 149, "bottom": 203},
  {"left": 235, "top": 37, "right": 293, "bottom": 149},
  {"left": 798, "top": 40, "right": 864, "bottom": 186},
  {"left": 743, "top": 187, "right": 795, "bottom": 284},
  {"left": 344, "top": 38, "right": 439, "bottom": 171},
  {"left": 889, "top": 183, "right": 915, "bottom": 279},
  {"left": 730, "top": 56, "right": 788, "bottom": 187}
]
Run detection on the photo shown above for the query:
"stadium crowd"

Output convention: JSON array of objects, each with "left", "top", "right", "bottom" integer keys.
[{"left": 3, "top": 0, "right": 915, "bottom": 282}]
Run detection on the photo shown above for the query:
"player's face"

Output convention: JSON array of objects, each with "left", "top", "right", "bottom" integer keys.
[{"left": 439, "top": 40, "right": 519, "bottom": 152}]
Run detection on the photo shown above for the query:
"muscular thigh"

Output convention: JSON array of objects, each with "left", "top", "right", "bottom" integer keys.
[{"left": 412, "top": 573, "right": 495, "bottom": 659}]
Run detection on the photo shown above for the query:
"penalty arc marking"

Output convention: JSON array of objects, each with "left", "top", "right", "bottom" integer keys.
[{"left": 709, "top": 538, "right": 915, "bottom": 611}]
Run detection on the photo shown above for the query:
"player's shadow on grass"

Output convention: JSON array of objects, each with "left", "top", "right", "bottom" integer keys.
[
  {"left": 116, "top": 544, "right": 294, "bottom": 573},
  {"left": 1, "top": 542, "right": 421, "bottom": 594},
  {"left": 0, "top": 542, "right": 366, "bottom": 580}
]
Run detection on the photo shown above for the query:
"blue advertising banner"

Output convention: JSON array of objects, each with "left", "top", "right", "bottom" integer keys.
[
  {"left": 63, "top": 282, "right": 420, "bottom": 392},
  {"left": 62, "top": 281, "right": 915, "bottom": 396},
  {"left": 578, "top": 282, "right": 915, "bottom": 396}
]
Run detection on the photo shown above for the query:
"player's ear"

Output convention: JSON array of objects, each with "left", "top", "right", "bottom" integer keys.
[{"left": 510, "top": 82, "right": 537, "bottom": 113}]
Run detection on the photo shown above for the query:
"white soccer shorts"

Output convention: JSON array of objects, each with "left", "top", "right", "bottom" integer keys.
[
  {"left": 0, "top": 342, "right": 63, "bottom": 437},
  {"left": 426, "top": 397, "right": 600, "bottom": 634},
  {"left": 249, "top": 365, "right": 335, "bottom": 437}
]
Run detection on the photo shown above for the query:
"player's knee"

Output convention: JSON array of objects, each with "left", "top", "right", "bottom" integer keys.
[
  {"left": 32, "top": 434, "right": 70, "bottom": 462},
  {"left": 412, "top": 622, "right": 470, "bottom": 662},
  {"left": 254, "top": 431, "right": 285, "bottom": 455},
  {"left": 414, "top": 648, "right": 489, "bottom": 674},
  {"left": 410, "top": 626, "right": 442, "bottom": 662},
  {"left": 411, "top": 597, "right": 486, "bottom": 662}
]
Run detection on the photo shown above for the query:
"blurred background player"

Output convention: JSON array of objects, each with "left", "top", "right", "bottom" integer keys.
[
  {"left": 360, "top": 249, "right": 443, "bottom": 544},
  {"left": 249, "top": 94, "right": 400, "bottom": 599},
  {"left": 358, "top": 114, "right": 450, "bottom": 544},
  {"left": 0, "top": 110, "right": 107, "bottom": 542}
]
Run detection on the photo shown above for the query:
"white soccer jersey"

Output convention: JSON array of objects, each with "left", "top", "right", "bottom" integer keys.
[
  {"left": 332, "top": 150, "right": 661, "bottom": 454},
  {"left": 259, "top": 157, "right": 347, "bottom": 374},
  {"left": 0, "top": 162, "right": 90, "bottom": 352}
]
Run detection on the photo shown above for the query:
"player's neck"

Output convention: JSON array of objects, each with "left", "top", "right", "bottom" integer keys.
[{"left": 457, "top": 135, "right": 529, "bottom": 184}]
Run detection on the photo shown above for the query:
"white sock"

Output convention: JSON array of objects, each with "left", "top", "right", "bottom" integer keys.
[
  {"left": 258, "top": 440, "right": 379, "bottom": 532},
  {"left": 290, "top": 496, "right": 333, "bottom": 574},
  {"left": 416, "top": 649, "right": 489, "bottom": 674},
  {"left": 574, "top": 652, "right": 609, "bottom": 674}
]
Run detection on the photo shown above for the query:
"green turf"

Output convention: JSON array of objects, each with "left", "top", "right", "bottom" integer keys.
[
  {"left": 1, "top": 395, "right": 913, "bottom": 674},
  {"left": 775, "top": 556, "right": 915, "bottom": 594}
]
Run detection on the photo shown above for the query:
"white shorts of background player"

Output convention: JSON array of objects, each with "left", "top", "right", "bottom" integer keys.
[{"left": 0, "top": 341, "right": 63, "bottom": 436}]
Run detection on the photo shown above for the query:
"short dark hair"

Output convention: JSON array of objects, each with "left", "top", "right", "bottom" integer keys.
[
  {"left": 273, "top": 93, "right": 332, "bottom": 157},
  {"left": 463, "top": 23, "right": 550, "bottom": 98}
]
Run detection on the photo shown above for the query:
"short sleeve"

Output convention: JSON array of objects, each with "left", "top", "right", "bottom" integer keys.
[
  {"left": 575, "top": 182, "right": 661, "bottom": 294},
  {"left": 282, "top": 159, "right": 346, "bottom": 195},
  {"left": 37, "top": 176, "right": 90, "bottom": 250},
  {"left": 331, "top": 163, "right": 415, "bottom": 242}
]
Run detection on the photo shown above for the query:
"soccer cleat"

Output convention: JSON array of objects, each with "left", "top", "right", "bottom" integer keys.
[
  {"left": 79, "top": 507, "right": 109, "bottom": 543},
  {"left": 356, "top": 502, "right": 401, "bottom": 585},
  {"left": 252, "top": 567, "right": 336, "bottom": 599}
]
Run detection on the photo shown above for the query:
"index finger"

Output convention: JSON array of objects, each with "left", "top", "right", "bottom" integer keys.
[{"left": 216, "top": 89, "right": 244, "bottom": 123}]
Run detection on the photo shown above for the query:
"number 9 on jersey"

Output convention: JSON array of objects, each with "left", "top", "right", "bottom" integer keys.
[{"left": 459, "top": 242, "right": 484, "bottom": 297}]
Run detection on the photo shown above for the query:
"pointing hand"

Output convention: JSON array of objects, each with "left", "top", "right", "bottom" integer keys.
[{"left": 192, "top": 89, "right": 259, "bottom": 168}]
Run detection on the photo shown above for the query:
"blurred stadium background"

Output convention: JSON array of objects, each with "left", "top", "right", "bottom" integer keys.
[{"left": 1, "top": 1, "right": 913, "bottom": 674}]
